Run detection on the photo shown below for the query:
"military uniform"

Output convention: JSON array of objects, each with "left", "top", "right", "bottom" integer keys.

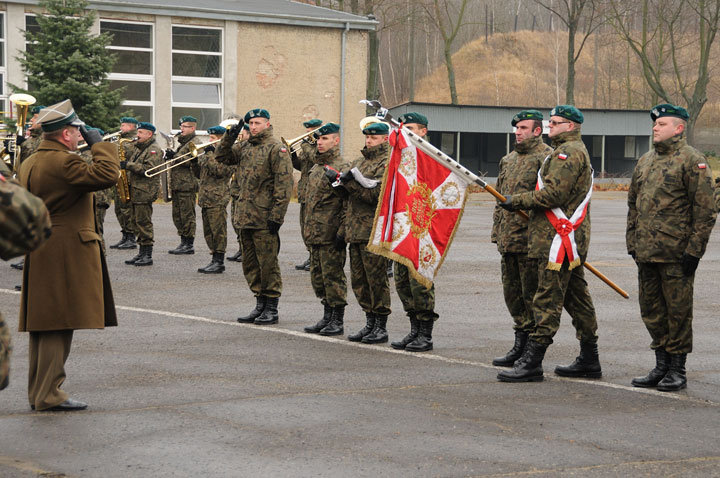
[
  {"left": 215, "top": 115, "right": 293, "bottom": 325},
  {"left": 227, "top": 141, "right": 245, "bottom": 262},
  {"left": 169, "top": 131, "right": 199, "bottom": 252},
  {"left": 18, "top": 128, "right": 43, "bottom": 164},
  {"left": 79, "top": 147, "right": 113, "bottom": 247},
  {"left": 111, "top": 128, "right": 138, "bottom": 248},
  {"left": 292, "top": 124, "right": 320, "bottom": 271}
]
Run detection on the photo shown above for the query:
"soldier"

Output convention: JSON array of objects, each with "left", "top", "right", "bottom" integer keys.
[
  {"left": 390, "top": 112, "right": 441, "bottom": 352},
  {"left": 331, "top": 122, "right": 392, "bottom": 344},
  {"left": 0, "top": 170, "right": 52, "bottom": 392},
  {"left": 497, "top": 105, "right": 600, "bottom": 383},
  {"left": 302, "top": 123, "right": 349, "bottom": 335},
  {"left": 227, "top": 124, "right": 249, "bottom": 263},
  {"left": 491, "top": 110, "right": 552, "bottom": 366},
  {"left": 109, "top": 117, "right": 139, "bottom": 250},
  {"left": 627, "top": 104, "right": 717, "bottom": 392},
  {"left": 166, "top": 116, "right": 200, "bottom": 255},
  {"left": 215, "top": 109, "right": 293, "bottom": 325},
  {"left": 194, "top": 125, "right": 235, "bottom": 274},
  {"left": 292, "top": 118, "right": 322, "bottom": 272},
  {"left": 79, "top": 127, "right": 113, "bottom": 249}
]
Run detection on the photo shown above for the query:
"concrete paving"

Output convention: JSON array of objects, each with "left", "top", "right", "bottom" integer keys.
[{"left": 1, "top": 192, "right": 720, "bottom": 477}]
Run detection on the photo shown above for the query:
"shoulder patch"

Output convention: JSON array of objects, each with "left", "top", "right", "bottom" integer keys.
[
  {"left": 280, "top": 147, "right": 287, "bottom": 153},
  {"left": 150, "top": 150, "right": 157, "bottom": 154},
  {"left": 697, "top": 162, "right": 707, "bottom": 169},
  {"left": 558, "top": 153, "right": 568, "bottom": 160}
]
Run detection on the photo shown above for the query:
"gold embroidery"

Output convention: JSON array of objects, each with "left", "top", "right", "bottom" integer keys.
[{"left": 405, "top": 182, "right": 436, "bottom": 239}]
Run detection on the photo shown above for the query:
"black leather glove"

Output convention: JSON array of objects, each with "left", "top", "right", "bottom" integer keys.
[
  {"left": 339, "top": 170, "right": 354, "bottom": 184},
  {"left": 228, "top": 120, "right": 245, "bottom": 141},
  {"left": 324, "top": 165, "right": 341, "bottom": 186},
  {"left": 267, "top": 220, "right": 281, "bottom": 234},
  {"left": 205, "top": 145, "right": 215, "bottom": 153},
  {"left": 119, "top": 161, "right": 127, "bottom": 169},
  {"left": 498, "top": 195, "right": 515, "bottom": 211},
  {"left": 15, "top": 134, "right": 26, "bottom": 146},
  {"left": 681, "top": 253, "right": 700, "bottom": 276},
  {"left": 164, "top": 149, "right": 176, "bottom": 160},
  {"left": 333, "top": 235, "right": 346, "bottom": 251},
  {"left": 80, "top": 125, "right": 102, "bottom": 147}
]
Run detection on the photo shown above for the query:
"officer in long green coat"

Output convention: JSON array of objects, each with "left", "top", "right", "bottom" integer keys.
[
  {"left": 166, "top": 115, "right": 200, "bottom": 255},
  {"left": 109, "top": 117, "right": 139, "bottom": 250},
  {"left": 627, "top": 104, "right": 717, "bottom": 392}
]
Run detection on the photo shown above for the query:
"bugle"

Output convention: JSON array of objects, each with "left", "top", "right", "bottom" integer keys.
[
  {"left": 281, "top": 127, "right": 321, "bottom": 156},
  {"left": 78, "top": 131, "right": 122, "bottom": 151},
  {"left": 144, "top": 139, "right": 221, "bottom": 178}
]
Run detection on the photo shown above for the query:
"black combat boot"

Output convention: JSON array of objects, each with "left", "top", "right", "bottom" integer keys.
[
  {"left": 304, "top": 304, "right": 333, "bottom": 334},
  {"left": 361, "top": 314, "right": 388, "bottom": 344},
  {"left": 125, "top": 247, "right": 144, "bottom": 265},
  {"left": 198, "top": 252, "right": 225, "bottom": 273},
  {"left": 405, "top": 319, "right": 434, "bottom": 352},
  {"left": 134, "top": 245, "right": 153, "bottom": 266},
  {"left": 109, "top": 232, "right": 128, "bottom": 249},
  {"left": 348, "top": 313, "right": 375, "bottom": 342},
  {"left": 168, "top": 236, "right": 187, "bottom": 254},
  {"left": 237, "top": 296, "right": 266, "bottom": 323},
  {"left": 172, "top": 236, "right": 194, "bottom": 255},
  {"left": 497, "top": 340, "right": 547, "bottom": 382},
  {"left": 657, "top": 353, "right": 687, "bottom": 392},
  {"left": 117, "top": 233, "right": 137, "bottom": 250},
  {"left": 319, "top": 306, "right": 345, "bottom": 336},
  {"left": 391, "top": 313, "right": 419, "bottom": 350},
  {"left": 493, "top": 330, "right": 529, "bottom": 367},
  {"left": 554, "top": 341, "right": 602, "bottom": 378},
  {"left": 227, "top": 250, "right": 243, "bottom": 262},
  {"left": 10, "top": 258, "right": 24, "bottom": 270},
  {"left": 295, "top": 256, "right": 310, "bottom": 271},
  {"left": 631, "top": 348, "right": 671, "bottom": 388},
  {"left": 255, "top": 297, "right": 279, "bottom": 325}
]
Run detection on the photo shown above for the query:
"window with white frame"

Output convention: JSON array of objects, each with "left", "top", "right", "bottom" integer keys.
[
  {"left": 171, "top": 25, "right": 222, "bottom": 131},
  {"left": 102, "top": 20, "right": 154, "bottom": 124}
]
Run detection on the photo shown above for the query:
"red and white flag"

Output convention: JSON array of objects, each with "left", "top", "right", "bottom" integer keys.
[{"left": 368, "top": 127, "right": 468, "bottom": 288}]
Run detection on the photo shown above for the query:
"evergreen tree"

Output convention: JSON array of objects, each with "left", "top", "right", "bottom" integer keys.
[{"left": 12, "top": 0, "right": 124, "bottom": 132}]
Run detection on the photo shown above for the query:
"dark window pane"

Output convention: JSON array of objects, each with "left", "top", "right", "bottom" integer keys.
[
  {"left": 0, "top": 44, "right": 4, "bottom": 68},
  {"left": 0, "top": 13, "right": 5, "bottom": 38},
  {"left": 122, "top": 105, "right": 153, "bottom": 124},
  {"left": 110, "top": 80, "right": 151, "bottom": 101},
  {"left": 25, "top": 16, "right": 40, "bottom": 34},
  {"left": 112, "top": 50, "right": 152, "bottom": 75},
  {"left": 172, "top": 53, "right": 220, "bottom": 78},
  {"left": 172, "top": 82, "right": 220, "bottom": 104},
  {"left": 172, "top": 26, "right": 221, "bottom": 52},
  {"left": 172, "top": 107, "right": 220, "bottom": 131},
  {"left": 101, "top": 22, "right": 152, "bottom": 49}
]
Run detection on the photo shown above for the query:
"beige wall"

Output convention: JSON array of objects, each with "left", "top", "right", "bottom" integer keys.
[{"left": 236, "top": 23, "right": 368, "bottom": 160}]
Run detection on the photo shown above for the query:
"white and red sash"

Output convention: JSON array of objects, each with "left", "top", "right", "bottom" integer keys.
[{"left": 536, "top": 156, "right": 593, "bottom": 270}]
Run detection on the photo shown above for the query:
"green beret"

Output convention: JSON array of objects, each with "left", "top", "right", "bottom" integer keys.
[
  {"left": 30, "top": 105, "right": 46, "bottom": 115},
  {"left": 303, "top": 118, "right": 322, "bottom": 128},
  {"left": 242, "top": 123, "right": 249, "bottom": 131},
  {"left": 398, "top": 112, "right": 428, "bottom": 126},
  {"left": 138, "top": 122, "right": 156, "bottom": 132},
  {"left": 120, "top": 117, "right": 139, "bottom": 125},
  {"left": 550, "top": 105, "right": 583, "bottom": 124},
  {"left": 650, "top": 103, "right": 689, "bottom": 121},
  {"left": 511, "top": 109, "right": 543, "bottom": 126},
  {"left": 207, "top": 125, "right": 226, "bottom": 135},
  {"left": 244, "top": 108, "right": 270, "bottom": 122},
  {"left": 363, "top": 122, "right": 389, "bottom": 135},
  {"left": 316, "top": 122, "right": 340, "bottom": 136},
  {"left": 38, "top": 99, "right": 85, "bottom": 132},
  {"left": 178, "top": 116, "right": 197, "bottom": 125}
]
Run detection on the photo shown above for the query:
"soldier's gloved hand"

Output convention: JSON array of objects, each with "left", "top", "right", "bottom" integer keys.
[
  {"left": 324, "top": 165, "right": 341, "bottom": 186},
  {"left": 681, "top": 253, "right": 700, "bottom": 276},
  {"left": 267, "top": 220, "right": 281, "bottom": 234},
  {"left": 333, "top": 235, "right": 346, "bottom": 251},
  {"left": 15, "top": 134, "right": 26, "bottom": 146},
  {"left": 80, "top": 125, "right": 102, "bottom": 147},
  {"left": 119, "top": 161, "right": 127, "bottom": 169},
  {"left": 498, "top": 195, "right": 516, "bottom": 211},
  {"left": 205, "top": 145, "right": 216, "bottom": 153},
  {"left": 339, "top": 170, "right": 354, "bottom": 184},
  {"left": 228, "top": 120, "right": 245, "bottom": 141},
  {"left": 164, "top": 149, "right": 176, "bottom": 160}
]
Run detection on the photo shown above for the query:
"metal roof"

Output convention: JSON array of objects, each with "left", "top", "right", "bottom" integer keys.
[{"left": 4, "top": 0, "right": 378, "bottom": 30}]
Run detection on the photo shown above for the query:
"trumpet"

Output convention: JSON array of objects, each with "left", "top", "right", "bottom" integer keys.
[
  {"left": 281, "top": 127, "right": 321, "bottom": 156},
  {"left": 144, "top": 139, "right": 220, "bottom": 178},
  {"left": 78, "top": 131, "right": 122, "bottom": 151}
]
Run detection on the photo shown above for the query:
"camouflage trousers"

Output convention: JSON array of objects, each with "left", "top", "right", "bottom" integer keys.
[
  {"left": 310, "top": 244, "right": 347, "bottom": 307},
  {"left": 394, "top": 263, "right": 438, "bottom": 322},
  {"left": 132, "top": 202, "right": 154, "bottom": 246},
  {"left": 95, "top": 205, "right": 109, "bottom": 252},
  {"left": 0, "top": 312, "right": 11, "bottom": 390},
  {"left": 501, "top": 253, "right": 538, "bottom": 332},
  {"left": 113, "top": 188, "right": 134, "bottom": 234},
  {"left": 637, "top": 262, "right": 694, "bottom": 354},
  {"left": 230, "top": 196, "right": 242, "bottom": 245},
  {"left": 202, "top": 206, "right": 228, "bottom": 254},
  {"left": 171, "top": 191, "right": 196, "bottom": 238},
  {"left": 530, "top": 259, "right": 598, "bottom": 346},
  {"left": 241, "top": 228, "right": 282, "bottom": 298},
  {"left": 349, "top": 243, "right": 391, "bottom": 316},
  {"left": 299, "top": 202, "right": 309, "bottom": 250}
]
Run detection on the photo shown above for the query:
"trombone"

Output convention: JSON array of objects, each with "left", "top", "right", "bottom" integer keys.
[
  {"left": 144, "top": 138, "right": 220, "bottom": 178},
  {"left": 281, "top": 126, "right": 321, "bottom": 156}
]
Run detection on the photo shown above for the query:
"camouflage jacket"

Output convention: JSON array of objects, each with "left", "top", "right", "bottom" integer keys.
[
  {"left": 79, "top": 150, "right": 113, "bottom": 208},
  {"left": 303, "top": 146, "right": 348, "bottom": 245},
  {"left": 511, "top": 129, "right": 593, "bottom": 261},
  {"left": 0, "top": 172, "right": 52, "bottom": 260},
  {"left": 229, "top": 140, "right": 246, "bottom": 199},
  {"left": 292, "top": 141, "right": 318, "bottom": 203},
  {"left": 215, "top": 126, "right": 292, "bottom": 229},
  {"left": 339, "top": 142, "right": 389, "bottom": 243},
  {"left": 18, "top": 128, "right": 43, "bottom": 165},
  {"left": 193, "top": 148, "right": 234, "bottom": 208},
  {"left": 627, "top": 133, "right": 717, "bottom": 262},
  {"left": 170, "top": 132, "right": 199, "bottom": 192},
  {"left": 125, "top": 136, "right": 162, "bottom": 204},
  {"left": 492, "top": 136, "right": 551, "bottom": 254}
]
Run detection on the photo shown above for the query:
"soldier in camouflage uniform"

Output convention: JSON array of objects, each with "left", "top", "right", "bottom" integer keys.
[
  {"left": 491, "top": 110, "right": 552, "bottom": 366},
  {"left": 227, "top": 124, "right": 249, "bottom": 263},
  {"left": 627, "top": 104, "right": 717, "bottom": 392},
  {"left": 216, "top": 108, "right": 293, "bottom": 325},
  {"left": 301, "top": 123, "right": 349, "bottom": 336},
  {"left": 0, "top": 171, "right": 52, "bottom": 391},
  {"left": 330, "top": 122, "right": 392, "bottom": 344},
  {"left": 497, "top": 105, "right": 600, "bottom": 383},
  {"left": 123, "top": 122, "right": 162, "bottom": 266},
  {"left": 166, "top": 116, "right": 200, "bottom": 255},
  {"left": 193, "top": 125, "right": 235, "bottom": 274},
  {"left": 292, "top": 118, "right": 322, "bottom": 271},
  {"left": 110, "top": 117, "right": 139, "bottom": 250}
]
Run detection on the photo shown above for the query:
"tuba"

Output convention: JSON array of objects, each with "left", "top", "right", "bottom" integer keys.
[
  {"left": 8, "top": 93, "right": 36, "bottom": 171},
  {"left": 116, "top": 138, "right": 133, "bottom": 203}
]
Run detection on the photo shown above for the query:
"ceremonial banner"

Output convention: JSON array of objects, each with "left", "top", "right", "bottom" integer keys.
[{"left": 368, "top": 127, "right": 468, "bottom": 288}]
